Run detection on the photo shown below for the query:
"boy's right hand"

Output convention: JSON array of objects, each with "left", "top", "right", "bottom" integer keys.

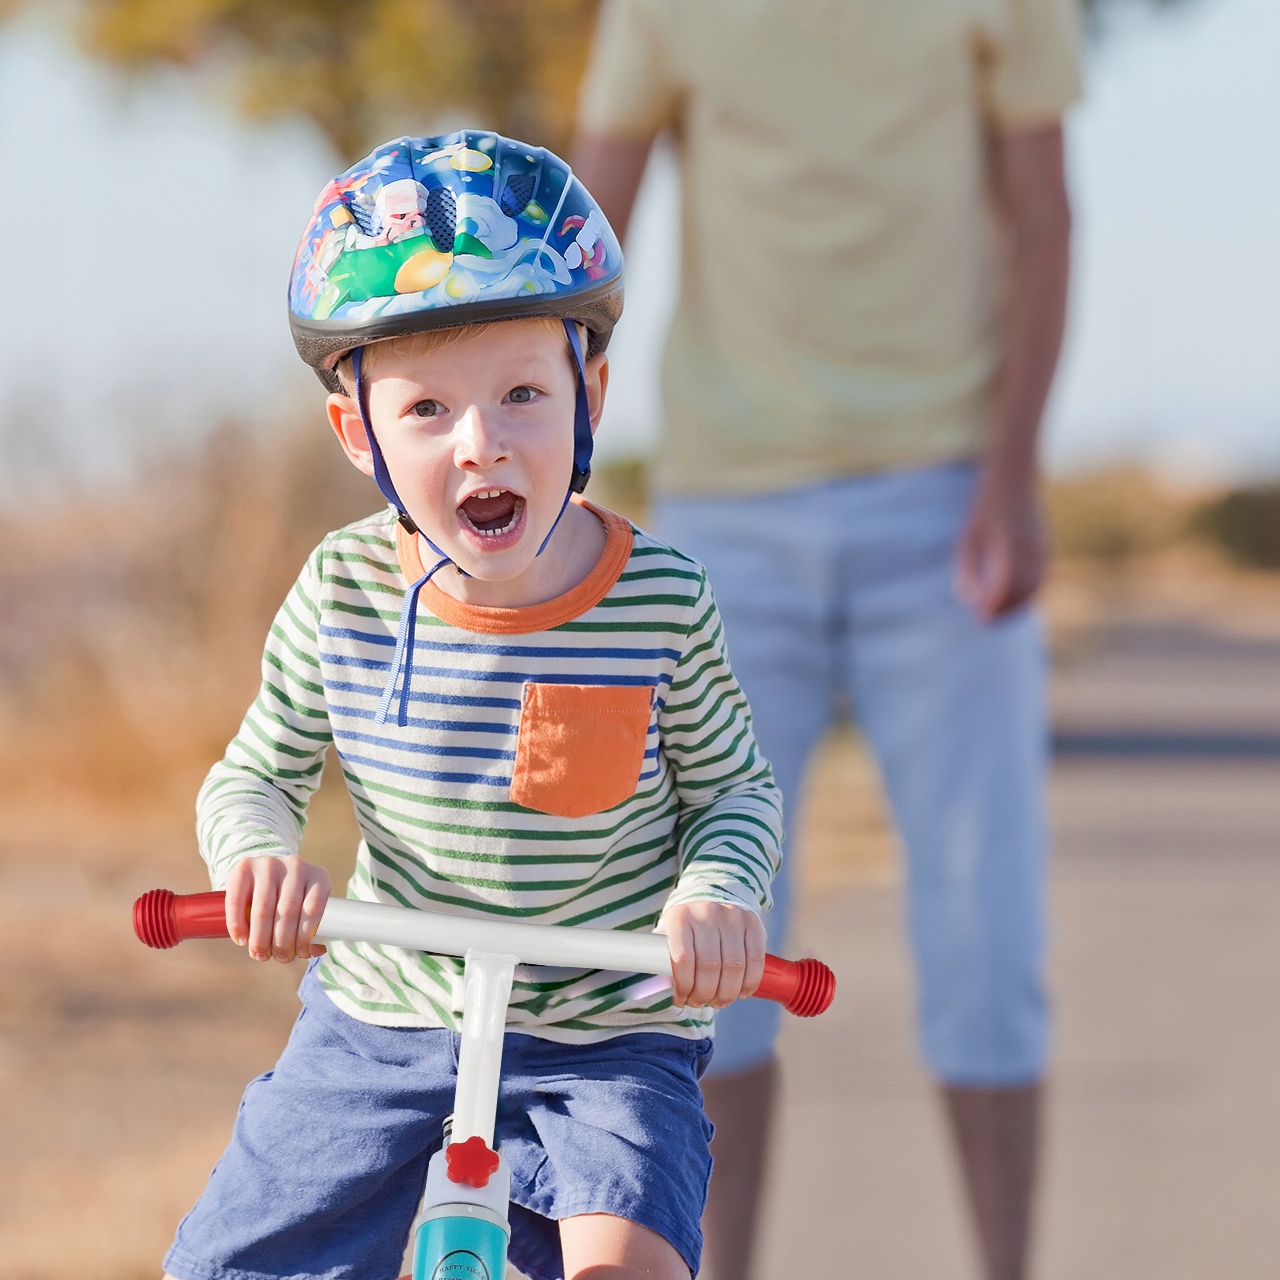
[{"left": 225, "top": 855, "right": 331, "bottom": 963}]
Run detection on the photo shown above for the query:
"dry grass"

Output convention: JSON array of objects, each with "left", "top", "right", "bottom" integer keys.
[
  {"left": 2, "top": 449, "right": 1278, "bottom": 1278},
  {"left": 1043, "top": 471, "right": 1280, "bottom": 653},
  {"left": 0, "top": 423, "right": 376, "bottom": 813}
]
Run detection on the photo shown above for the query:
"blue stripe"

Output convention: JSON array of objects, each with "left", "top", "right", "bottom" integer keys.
[
  {"left": 329, "top": 701, "right": 519, "bottom": 735},
  {"left": 321, "top": 651, "right": 666, "bottom": 689},
  {"left": 338, "top": 750, "right": 510, "bottom": 787},
  {"left": 325, "top": 680, "right": 522, "bottom": 711},
  {"left": 320, "top": 624, "right": 395, "bottom": 647},
  {"left": 331, "top": 713, "right": 657, "bottom": 757},
  {"left": 334, "top": 728, "right": 517, "bottom": 762},
  {"left": 322, "top": 652, "right": 398, "bottom": 673},
  {"left": 319, "top": 624, "right": 680, "bottom": 664}
]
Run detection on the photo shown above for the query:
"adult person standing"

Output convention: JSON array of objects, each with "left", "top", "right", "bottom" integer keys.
[{"left": 573, "top": 4, "right": 1077, "bottom": 1279}]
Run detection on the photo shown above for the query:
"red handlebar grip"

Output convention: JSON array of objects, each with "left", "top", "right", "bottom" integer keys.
[
  {"left": 133, "top": 889, "right": 230, "bottom": 948},
  {"left": 755, "top": 954, "right": 836, "bottom": 1017}
]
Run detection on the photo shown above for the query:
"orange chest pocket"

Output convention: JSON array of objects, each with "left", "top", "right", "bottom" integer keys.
[{"left": 509, "top": 683, "right": 655, "bottom": 819}]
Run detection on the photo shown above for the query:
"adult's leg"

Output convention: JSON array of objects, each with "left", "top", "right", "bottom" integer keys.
[
  {"left": 840, "top": 464, "right": 1050, "bottom": 1280},
  {"left": 560, "top": 1215, "right": 690, "bottom": 1280},
  {"left": 655, "top": 492, "right": 836, "bottom": 1280},
  {"left": 943, "top": 1081, "right": 1042, "bottom": 1280},
  {"left": 698, "top": 1058, "right": 779, "bottom": 1280}
]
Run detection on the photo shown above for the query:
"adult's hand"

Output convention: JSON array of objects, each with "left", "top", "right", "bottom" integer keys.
[{"left": 955, "top": 467, "right": 1048, "bottom": 621}]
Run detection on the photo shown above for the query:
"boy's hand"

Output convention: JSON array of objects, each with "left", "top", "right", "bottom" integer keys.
[
  {"left": 659, "top": 901, "right": 766, "bottom": 1008},
  {"left": 225, "top": 855, "right": 331, "bottom": 963}
]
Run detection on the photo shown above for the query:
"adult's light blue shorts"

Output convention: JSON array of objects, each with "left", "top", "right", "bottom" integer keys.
[{"left": 656, "top": 462, "right": 1049, "bottom": 1087}]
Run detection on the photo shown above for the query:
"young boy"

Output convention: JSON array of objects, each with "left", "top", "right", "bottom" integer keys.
[{"left": 163, "top": 132, "right": 781, "bottom": 1280}]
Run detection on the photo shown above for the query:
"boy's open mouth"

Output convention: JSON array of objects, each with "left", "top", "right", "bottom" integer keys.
[{"left": 458, "top": 489, "right": 525, "bottom": 538}]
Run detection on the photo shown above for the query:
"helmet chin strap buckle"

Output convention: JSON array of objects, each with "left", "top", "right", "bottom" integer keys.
[
  {"left": 570, "top": 465, "right": 591, "bottom": 495},
  {"left": 396, "top": 509, "right": 420, "bottom": 534}
]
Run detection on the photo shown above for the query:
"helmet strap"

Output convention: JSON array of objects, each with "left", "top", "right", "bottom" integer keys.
[
  {"left": 566, "top": 318, "right": 593, "bottom": 494},
  {"left": 536, "top": 319, "right": 594, "bottom": 556},
  {"left": 350, "top": 346, "right": 420, "bottom": 535}
]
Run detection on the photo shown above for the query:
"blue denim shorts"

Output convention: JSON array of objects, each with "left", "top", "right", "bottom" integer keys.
[{"left": 165, "top": 965, "right": 714, "bottom": 1280}]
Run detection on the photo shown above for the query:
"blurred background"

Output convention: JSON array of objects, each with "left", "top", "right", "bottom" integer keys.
[{"left": 0, "top": 0, "right": 1277, "bottom": 1276}]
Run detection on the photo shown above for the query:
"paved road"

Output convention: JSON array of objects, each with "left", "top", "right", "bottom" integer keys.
[{"left": 756, "top": 621, "right": 1280, "bottom": 1279}]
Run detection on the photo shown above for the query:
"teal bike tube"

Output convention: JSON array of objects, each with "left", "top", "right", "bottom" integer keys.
[{"left": 413, "top": 1204, "right": 510, "bottom": 1280}]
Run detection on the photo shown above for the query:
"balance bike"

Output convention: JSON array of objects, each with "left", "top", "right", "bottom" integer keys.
[{"left": 134, "top": 889, "right": 835, "bottom": 1280}]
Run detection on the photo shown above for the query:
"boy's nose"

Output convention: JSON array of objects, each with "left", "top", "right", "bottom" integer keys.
[{"left": 454, "top": 406, "right": 510, "bottom": 470}]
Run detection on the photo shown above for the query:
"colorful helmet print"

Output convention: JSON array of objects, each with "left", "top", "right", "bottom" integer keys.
[{"left": 288, "top": 131, "right": 624, "bottom": 392}]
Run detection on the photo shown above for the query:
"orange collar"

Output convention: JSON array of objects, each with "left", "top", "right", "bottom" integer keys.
[{"left": 394, "top": 498, "right": 634, "bottom": 635}]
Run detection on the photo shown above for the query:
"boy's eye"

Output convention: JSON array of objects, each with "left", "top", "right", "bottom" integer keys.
[
  {"left": 506, "top": 386, "right": 536, "bottom": 404},
  {"left": 410, "top": 399, "right": 442, "bottom": 418}
]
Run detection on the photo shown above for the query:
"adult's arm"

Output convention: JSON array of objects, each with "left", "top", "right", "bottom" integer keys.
[
  {"left": 572, "top": 134, "right": 655, "bottom": 246},
  {"left": 955, "top": 123, "right": 1071, "bottom": 621}
]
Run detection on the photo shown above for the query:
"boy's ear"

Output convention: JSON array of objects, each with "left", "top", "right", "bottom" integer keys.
[
  {"left": 327, "top": 393, "right": 376, "bottom": 477},
  {"left": 584, "top": 353, "right": 609, "bottom": 436}
]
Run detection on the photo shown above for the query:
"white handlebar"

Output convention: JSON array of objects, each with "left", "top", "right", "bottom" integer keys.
[{"left": 316, "top": 897, "right": 674, "bottom": 973}]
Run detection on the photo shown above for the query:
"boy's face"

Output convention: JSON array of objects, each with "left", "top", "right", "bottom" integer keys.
[{"left": 327, "top": 320, "right": 607, "bottom": 583}]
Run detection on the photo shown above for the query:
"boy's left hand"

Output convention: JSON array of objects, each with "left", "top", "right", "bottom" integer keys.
[{"left": 659, "top": 901, "right": 767, "bottom": 1008}]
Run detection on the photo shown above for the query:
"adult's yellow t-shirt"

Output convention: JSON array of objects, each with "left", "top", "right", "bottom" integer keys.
[{"left": 578, "top": 0, "right": 1081, "bottom": 498}]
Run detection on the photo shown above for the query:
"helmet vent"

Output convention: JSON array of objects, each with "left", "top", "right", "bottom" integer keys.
[
  {"left": 344, "top": 194, "right": 380, "bottom": 239},
  {"left": 499, "top": 173, "right": 536, "bottom": 219},
  {"left": 425, "top": 187, "right": 457, "bottom": 252}
]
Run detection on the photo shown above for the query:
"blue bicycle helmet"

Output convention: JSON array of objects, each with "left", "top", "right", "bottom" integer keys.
[{"left": 290, "top": 131, "right": 622, "bottom": 371}]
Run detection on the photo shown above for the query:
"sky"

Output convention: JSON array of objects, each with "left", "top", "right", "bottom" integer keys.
[
  {"left": 1045, "top": 0, "right": 1280, "bottom": 484},
  {"left": 0, "top": 0, "right": 1277, "bottom": 507},
  {"left": 0, "top": 16, "right": 331, "bottom": 502}
]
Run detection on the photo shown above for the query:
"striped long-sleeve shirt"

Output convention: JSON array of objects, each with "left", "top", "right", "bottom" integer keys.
[{"left": 197, "top": 502, "right": 782, "bottom": 1041}]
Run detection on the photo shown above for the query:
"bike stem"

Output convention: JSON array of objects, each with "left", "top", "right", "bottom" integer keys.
[
  {"left": 452, "top": 950, "right": 516, "bottom": 1150},
  {"left": 406, "top": 949, "right": 519, "bottom": 1280}
]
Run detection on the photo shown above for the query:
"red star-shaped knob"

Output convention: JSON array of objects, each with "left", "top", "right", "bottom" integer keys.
[{"left": 445, "top": 1136, "right": 501, "bottom": 1188}]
